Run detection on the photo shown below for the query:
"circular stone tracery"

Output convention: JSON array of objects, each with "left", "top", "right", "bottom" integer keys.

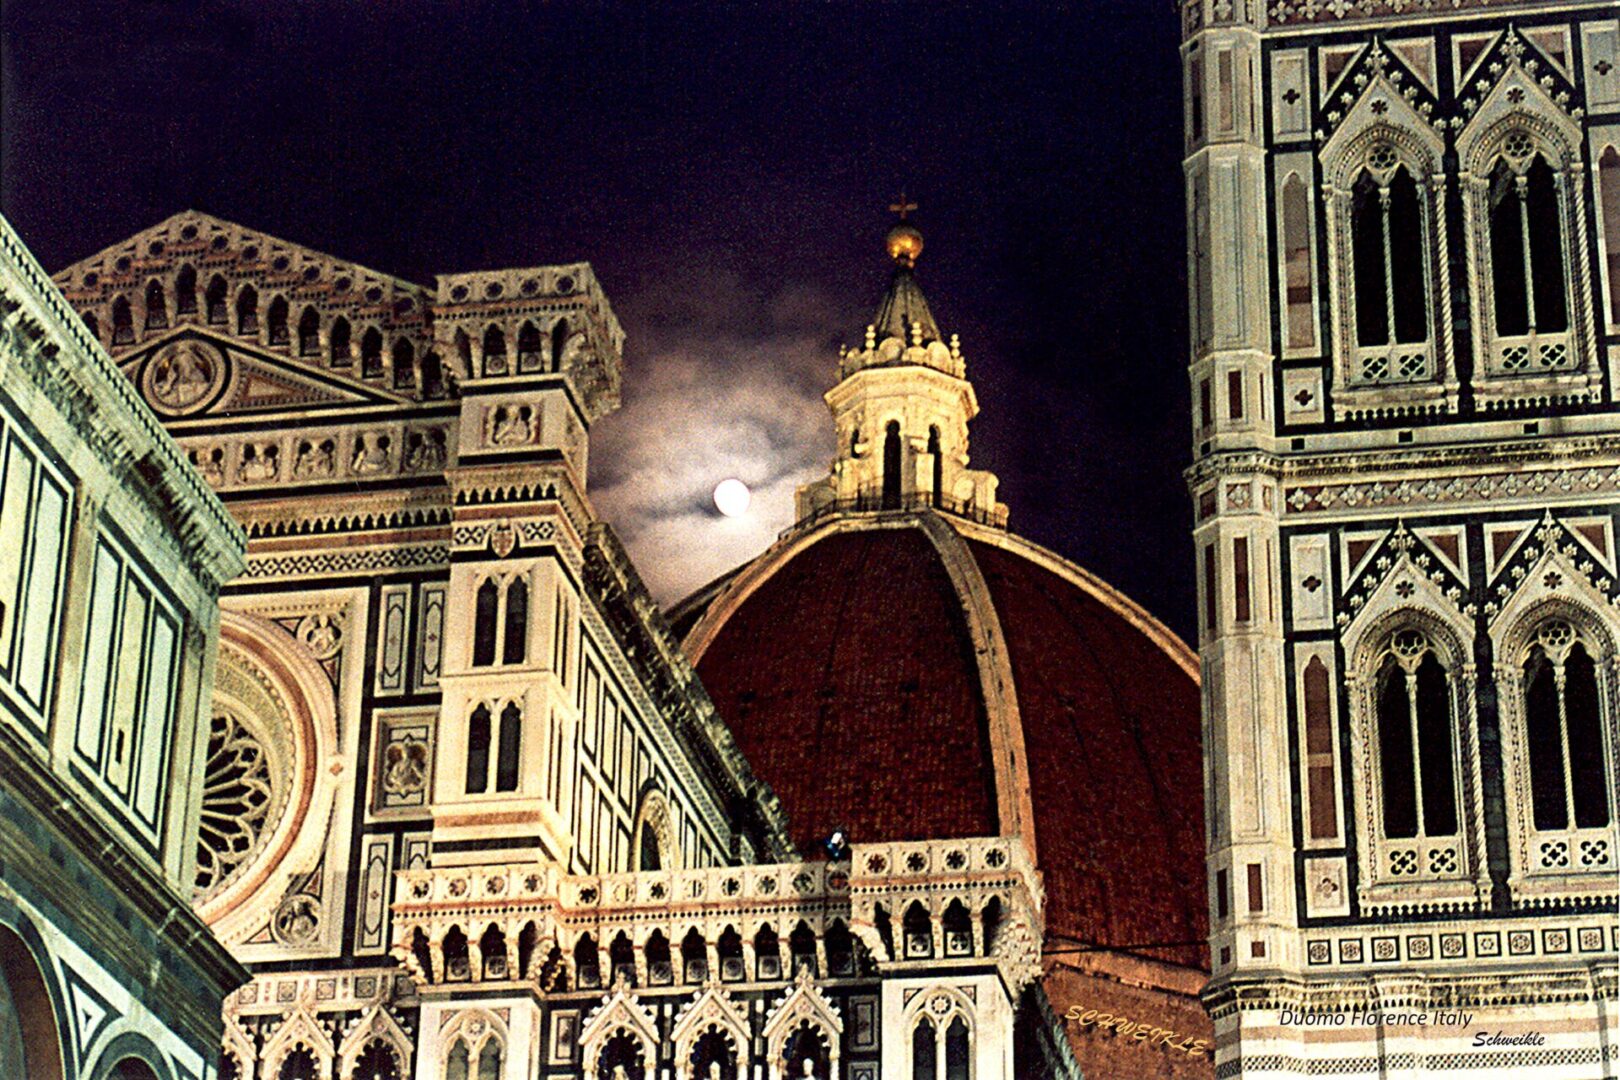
[
  {"left": 194, "top": 711, "right": 275, "bottom": 895},
  {"left": 193, "top": 639, "right": 300, "bottom": 907}
]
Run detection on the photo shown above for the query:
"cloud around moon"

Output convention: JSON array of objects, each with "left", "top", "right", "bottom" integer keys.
[{"left": 590, "top": 267, "right": 839, "bottom": 607}]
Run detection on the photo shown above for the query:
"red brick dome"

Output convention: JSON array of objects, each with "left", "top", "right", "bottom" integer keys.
[{"left": 674, "top": 512, "right": 1209, "bottom": 972}]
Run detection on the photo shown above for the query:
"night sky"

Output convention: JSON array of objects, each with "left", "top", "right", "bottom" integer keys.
[{"left": 1, "top": 1, "right": 1196, "bottom": 641}]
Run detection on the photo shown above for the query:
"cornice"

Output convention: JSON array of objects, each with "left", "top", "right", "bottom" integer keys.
[
  {"left": 580, "top": 522, "right": 796, "bottom": 862},
  {"left": 0, "top": 214, "right": 245, "bottom": 589}
]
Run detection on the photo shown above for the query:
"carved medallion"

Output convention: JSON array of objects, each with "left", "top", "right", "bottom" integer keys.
[{"left": 143, "top": 340, "right": 227, "bottom": 416}]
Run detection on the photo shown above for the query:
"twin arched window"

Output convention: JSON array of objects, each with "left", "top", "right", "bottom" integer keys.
[
  {"left": 445, "top": 1033, "right": 501, "bottom": 1080},
  {"left": 1349, "top": 156, "right": 1428, "bottom": 355},
  {"left": 1521, "top": 620, "right": 1612, "bottom": 832},
  {"left": 1373, "top": 629, "right": 1459, "bottom": 841},
  {"left": 472, "top": 574, "right": 528, "bottom": 667},
  {"left": 912, "top": 1014, "right": 971, "bottom": 1080},
  {"left": 465, "top": 701, "right": 521, "bottom": 795}
]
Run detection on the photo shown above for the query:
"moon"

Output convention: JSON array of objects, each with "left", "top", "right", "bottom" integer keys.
[{"left": 713, "top": 478, "right": 751, "bottom": 518}]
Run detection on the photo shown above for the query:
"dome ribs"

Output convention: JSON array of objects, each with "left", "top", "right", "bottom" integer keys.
[
  {"left": 694, "top": 529, "right": 999, "bottom": 854},
  {"left": 966, "top": 539, "right": 1209, "bottom": 972}
]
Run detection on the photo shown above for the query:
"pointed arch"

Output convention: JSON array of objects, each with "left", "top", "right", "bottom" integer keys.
[
  {"left": 112, "top": 295, "right": 134, "bottom": 344},
  {"left": 262, "top": 1006, "right": 334, "bottom": 1080},
  {"left": 1317, "top": 74, "right": 1450, "bottom": 406},
  {"left": 175, "top": 264, "right": 197, "bottom": 315},
  {"left": 337, "top": 1004, "right": 413, "bottom": 1080},
  {"left": 1340, "top": 548, "right": 1487, "bottom": 913},
  {"left": 1455, "top": 60, "right": 1594, "bottom": 398},
  {"left": 764, "top": 972, "right": 843, "bottom": 1080},
  {"left": 517, "top": 320, "right": 542, "bottom": 372},
  {"left": 672, "top": 984, "right": 750, "bottom": 1080},
  {"left": 267, "top": 295, "right": 290, "bottom": 344},
  {"left": 579, "top": 982, "right": 658, "bottom": 1080},
  {"left": 236, "top": 285, "right": 259, "bottom": 335},
  {"left": 392, "top": 338, "right": 415, "bottom": 389},
  {"left": 360, "top": 327, "right": 383, "bottom": 378},
  {"left": 329, "top": 316, "right": 351, "bottom": 367},
  {"left": 144, "top": 279, "right": 168, "bottom": 329},
  {"left": 454, "top": 329, "right": 473, "bottom": 378},
  {"left": 298, "top": 306, "right": 321, "bottom": 355},
  {"left": 1486, "top": 523, "right": 1620, "bottom": 903},
  {"left": 482, "top": 325, "right": 506, "bottom": 377},
  {"left": 551, "top": 317, "right": 569, "bottom": 373},
  {"left": 205, "top": 274, "right": 228, "bottom": 324}
]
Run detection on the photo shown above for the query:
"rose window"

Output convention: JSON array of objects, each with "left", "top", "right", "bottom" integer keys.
[{"left": 195, "top": 711, "right": 277, "bottom": 896}]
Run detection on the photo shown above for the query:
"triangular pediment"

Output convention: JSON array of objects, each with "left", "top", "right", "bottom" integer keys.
[
  {"left": 118, "top": 328, "right": 405, "bottom": 420},
  {"left": 53, "top": 210, "right": 425, "bottom": 299}
]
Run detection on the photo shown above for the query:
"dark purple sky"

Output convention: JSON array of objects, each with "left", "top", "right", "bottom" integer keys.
[{"left": 1, "top": 0, "right": 1195, "bottom": 640}]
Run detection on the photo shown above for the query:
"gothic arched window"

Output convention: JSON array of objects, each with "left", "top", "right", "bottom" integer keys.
[
  {"left": 392, "top": 338, "right": 415, "bottom": 389},
  {"left": 237, "top": 286, "right": 258, "bottom": 335},
  {"left": 329, "top": 317, "right": 351, "bottom": 367},
  {"left": 1374, "top": 629, "right": 1458, "bottom": 840},
  {"left": 473, "top": 578, "right": 499, "bottom": 667},
  {"left": 912, "top": 1019, "right": 936, "bottom": 1080},
  {"left": 882, "top": 421, "right": 902, "bottom": 509},
  {"left": 465, "top": 704, "right": 491, "bottom": 795},
  {"left": 551, "top": 318, "right": 569, "bottom": 373},
  {"left": 1523, "top": 621, "right": 1612, "bottom": 831},
  {"left": 206, "top": 275, "right": 228, "bottom": 324},
  {"left": 82, "top": 310, "right": 98, "bottom": 342},
  {"left": 267, "top": 295, "right": 290, "bottom": 344},
  {"left": 445, "top": 1033, "right": 500, "bottom": 1080},
  {"left": 455, "top": 329, "right": 473, "bottom": 377},
  {"left": 298, "top": 307, "right": 320, "bottom": 356},
  {"left": 754, "top": 925, "right": 779, "bottom": 980},
  {"left": 1488, "top": 149, "right": 1569, "bottom": 343},
  {"left": 517, "top": 321, "right": 542, "bottom": 372},
  {"left": 1350, "top": 160, "right": 1427, "bottom": 350},
  {"left": 945, "top": 1017, "right": 971, "bottom": 1080},
  {"left": 361, "top": 328, "right": 384, "bottom": 378},
  {"left": 502, "top": 577, "right": 527, "bottom": 665},
  {"left": 175, "top": 265, "right": 197, "bottom": 315},
  {"left": 145, "top": 280, "right": 168, "bottom": 329},
  {"left": 483, "top": 326, "right": 507, "bottom": 377},
  {"left": 112, "top": 295, "right": 134, "bottom": 344},
  {"left": 495, "top": 703, "right": 521, "bottom": 793}
]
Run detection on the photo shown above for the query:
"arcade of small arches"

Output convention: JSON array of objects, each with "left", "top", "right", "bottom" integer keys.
[{"left": 75, "top": 266, "right": 587, "bottom": 402}]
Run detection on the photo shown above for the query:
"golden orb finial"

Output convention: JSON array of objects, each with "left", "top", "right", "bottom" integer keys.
[{"left": 886, "top": 192, "right": 922, "bottom": 266}]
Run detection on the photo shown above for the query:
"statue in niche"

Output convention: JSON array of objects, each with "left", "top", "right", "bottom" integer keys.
[
  {"left": 293, "top": 437, "right": 335, "bottom": 478},
  {"left": 490, "top": 404, "right": 534, "bottom": 447},
  {"left": 405, "top": 428, "right": 447, "bottom": 471},
  {"left": 239, "top": 443, "right": 278, "bottom": 482},
  {"left": 352, "top": 433, "right": 391, "bottom": 474},
  {"left": 383, "top": 735, "right": 429, "bottom": 798}
]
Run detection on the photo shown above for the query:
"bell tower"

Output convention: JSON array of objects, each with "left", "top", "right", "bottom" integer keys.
[
  {"left": 796, "top": 203, "right": 1006, "bottom": 526},
  {"left": 1184, "top": 0, "right": 1620, "bottom": 1074}
]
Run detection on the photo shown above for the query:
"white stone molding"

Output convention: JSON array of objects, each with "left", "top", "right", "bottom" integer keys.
[
  {"left": 200, "top": 608, "right": 348, "bottom": 951},
  {"left": 1317, "top": 67, "right": 1455, "bottom": 417},
  {"left": 763, "top": 969, "right": 843, "bottom": 1080},
  {"left": 579, "top": 977, "right": 659, "bottom": 1079},
  {"left": 670, "top": 983, "right": 751, "bottom": 1080},
  {"left": 1486, "top": 519, "right": 1620, "bottom": 907},
  {"left": 262, "top": 1005, "right": 335, "bottom": 1080},
  {"left": 221, "top": 1012, "right": 258, "bottom": 1080},
  {"left": 1456, "top": 51, "right": 1598, "bottom": 409},
  {"left": 336, "top": 1003, "right": 413, "bottom": 1080},
  {"left": 438, "top": 1007, "right": 508, "bottom": 1078},
  {"left": 631, "top": 788, "right": 679, "bottom": 872},
  {"left": 1340, "top": 531, "right": 1490, "bottom": 914}
]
